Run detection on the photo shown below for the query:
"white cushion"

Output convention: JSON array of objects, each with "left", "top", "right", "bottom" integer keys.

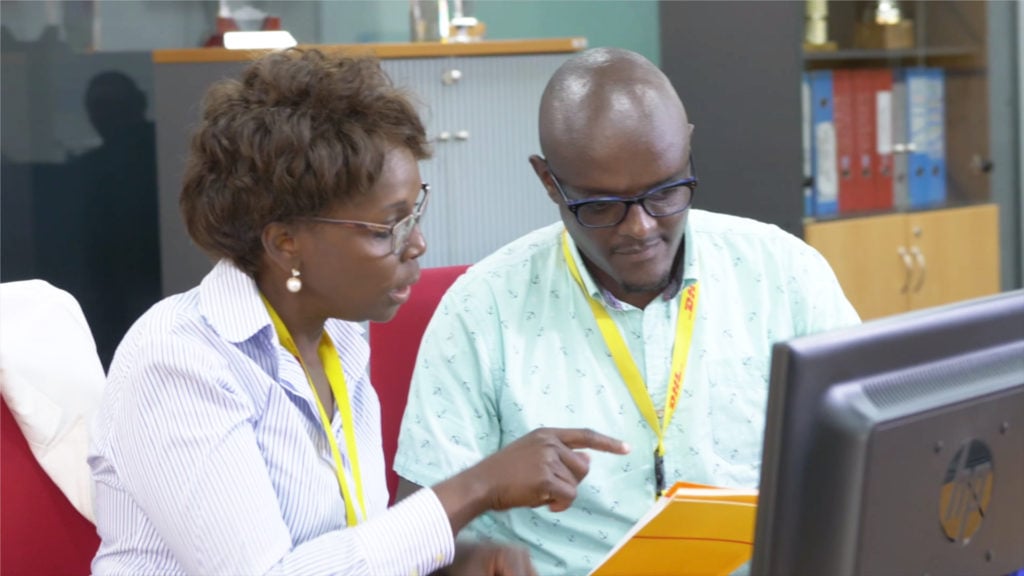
[{"left": 0, "top": 279, "right": 106, "bottom": 523}]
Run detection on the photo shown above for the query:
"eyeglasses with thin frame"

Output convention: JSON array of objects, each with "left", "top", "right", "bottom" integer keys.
[
  {"left": 547, "top": 155, "right": 698, "bottom": 228},
  {"left": 305, "top": 183, "right": 429, "bottom": 256}
]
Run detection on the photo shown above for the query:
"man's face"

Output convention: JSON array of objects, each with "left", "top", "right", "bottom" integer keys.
[{"left": 533, "top": 122, "right": 692, "bottom": 301}]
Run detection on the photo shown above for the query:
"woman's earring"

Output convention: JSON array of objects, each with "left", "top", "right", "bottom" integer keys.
[{"left": 286, "top": 268, "right": 302, "bottom": 293}]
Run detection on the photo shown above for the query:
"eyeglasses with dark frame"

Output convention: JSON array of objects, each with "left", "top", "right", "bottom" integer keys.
[
  {"left": 547, "top": 155, "right": 698, "bottom": 228},
  {"left": 305, "top": 183, "right": 430, "bottom": 256}
]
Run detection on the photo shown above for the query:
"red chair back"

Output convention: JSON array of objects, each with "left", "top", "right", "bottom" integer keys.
[
  {"left": 369, "top": 264, "right": 469, "bottom": 504},
  {"left": 1, "top": 399, "right": 99, "bottom": 575}
]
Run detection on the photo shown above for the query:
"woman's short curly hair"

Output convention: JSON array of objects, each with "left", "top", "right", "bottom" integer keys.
[{"left": 180, "top": 48, "right": 430, "bottom": 276}]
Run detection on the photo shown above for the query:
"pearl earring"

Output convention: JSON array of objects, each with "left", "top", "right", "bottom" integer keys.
[{"left": 286, "top": 268, "right": 302, "bottom": 293}]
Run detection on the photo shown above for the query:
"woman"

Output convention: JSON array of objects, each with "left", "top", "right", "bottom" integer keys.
[{"left": 88, "top": 49, "right": 628, "bottom": 576}]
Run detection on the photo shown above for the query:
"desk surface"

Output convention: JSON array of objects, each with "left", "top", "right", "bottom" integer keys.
[{"left": 153, "top": 37, "right": 588, "bottom": 64}]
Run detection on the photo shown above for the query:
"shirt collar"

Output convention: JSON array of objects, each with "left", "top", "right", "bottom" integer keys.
[
  {"left": 196, "top": 259, "right": 369, "bottom": 406},
  {"left": 562, "top": 218, "right": 701, "bottom": 310},
  {"left": 198, "top": 259, "right": 274, "bottom": 345},
  {"left": 197, "top": 260, "right": 315, "bottom": 402},
  {"left": 679, "top": 214, "right": 701, "bottom": 287}
]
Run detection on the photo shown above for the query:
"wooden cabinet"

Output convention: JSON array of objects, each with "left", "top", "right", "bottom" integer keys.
[
  {"left": 806, "top": 204, "right": 1000, "bottom": 320},
  {"left": 805, "top": 213, "right": 909, "bottom": 319},
  {"left": 904, "top": 205, "right": 1001, "bottom": 310}
]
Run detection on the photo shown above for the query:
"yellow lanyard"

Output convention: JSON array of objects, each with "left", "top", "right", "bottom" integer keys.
[
  {"left": 261, "top": 295, "right": 367, "bottom": 526},
  {"left": 561, "top": 232, "right": 699, "bottom": 497}
]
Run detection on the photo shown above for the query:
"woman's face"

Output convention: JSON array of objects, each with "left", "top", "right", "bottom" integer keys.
[{"left": 294, "top": 146, "right": 427, "bottom": 323}]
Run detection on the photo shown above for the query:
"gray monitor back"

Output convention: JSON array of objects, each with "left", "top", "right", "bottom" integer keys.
[{"left": 753, "top": 290, "right": 1024, "bottom": 576}]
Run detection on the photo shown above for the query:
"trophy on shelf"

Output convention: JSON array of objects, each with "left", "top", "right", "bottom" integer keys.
[
  {"left": 448, "top": 0, "right": 482, "bottom": 43},
  {"left": 410, "top": 0, "right": 485, "bottom": 43},
  {"left": 204, "top": 1, "right": 287, "bottom": 48},
  {"left": 804, "top": 0, "right": 836, "bottom": 52},
  {"left": 855, "top": 0, "right": 915, "bottom": 50}
]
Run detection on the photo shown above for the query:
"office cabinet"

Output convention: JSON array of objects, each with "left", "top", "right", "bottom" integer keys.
[
  {"left": 805, "top": 204, "right": 1000, "bottom": 320},
  {"left": 804, "top": 213, "right": 909, "bottom": 319},
  {"left": 904, "top": 205, "right": 1000, "bottom": 310},
  {"left": 659, "top": 1, "right": 1019, "bottom": 302},
  {"left": 382, "top": 53, "right": 569, "bottom": 268}
]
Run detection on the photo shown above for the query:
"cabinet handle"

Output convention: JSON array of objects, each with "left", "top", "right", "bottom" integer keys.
[
  {"left": 437, "top": 131, "right": 452, "bottom": 142},
  {"left": 454, "top": 130, "right": 470, "bottom": 141},
  {"left": 442, "top": 69, "right": 462, "bottom": 85},
  {"left": 970, "top": 154, "right": 994, "bottom": 174},
  {"left": 897, "top": 246, "right": 914, "bottom": 294},
  {"left": 910, "top": 246, "right": 927, "bottom": 292}
]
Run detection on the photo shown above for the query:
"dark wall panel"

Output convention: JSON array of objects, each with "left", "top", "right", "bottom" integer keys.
[
  {"left": 154, "top": 61, "right": 248, "bottom": 297},
  {"left": 659, "top": 1, "right": 805, "bottom": 237}
]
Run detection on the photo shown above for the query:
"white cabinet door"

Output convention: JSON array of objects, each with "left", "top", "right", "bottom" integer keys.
[
  {"left": 440, "top": 54, "right": 567, "bottom": 266},
  {"left": 385, "top": 53, "right": 571, "bottom": 267},
  {"left": 381, "top": 58, "right": 452, "bottom": 269}
]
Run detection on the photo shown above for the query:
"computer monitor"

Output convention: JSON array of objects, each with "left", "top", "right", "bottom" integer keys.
[{"left": 752, "top": 290, "right": 1024, "bottom": 576}]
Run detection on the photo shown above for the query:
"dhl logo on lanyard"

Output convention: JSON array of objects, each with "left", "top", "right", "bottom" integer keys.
[{"left": 666, "top": 283, "right": 698, "bottom": 418}]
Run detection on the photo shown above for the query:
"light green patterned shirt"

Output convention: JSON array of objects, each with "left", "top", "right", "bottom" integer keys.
[{"left": 395, "top": 210, "right": 859, "bottom": 576}]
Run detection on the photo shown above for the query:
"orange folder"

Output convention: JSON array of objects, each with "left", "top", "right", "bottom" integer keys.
[{"left": 588, "top": 482, "right": 758, "bottom": 576}]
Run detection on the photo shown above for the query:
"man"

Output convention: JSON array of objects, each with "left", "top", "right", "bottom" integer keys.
[{"left": 395, "top": 47, "right": 859, "bottom": 575}]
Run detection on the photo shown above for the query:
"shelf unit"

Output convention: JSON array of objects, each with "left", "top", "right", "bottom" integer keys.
[
  {"left": 800, "top": 1, "right": 1002, "bottom": 318},
  {"left": 803, "top": 45, "right": 975, "bottom": 64},
  {"left": 659, "top": 0, "right": 1018, "bottom": 317}
]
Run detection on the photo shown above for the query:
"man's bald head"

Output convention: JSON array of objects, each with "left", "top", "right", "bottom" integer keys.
[
  {"left": 529, "top": 48, "right": 695, "bottom": 309},
  {"left": 538, "top": 48, "right": 690, "bottom": 176}
]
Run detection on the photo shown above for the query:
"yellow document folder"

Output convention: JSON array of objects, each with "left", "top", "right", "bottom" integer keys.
[{"left": 588, "top": 482, "right": 758, "bottom": 576}]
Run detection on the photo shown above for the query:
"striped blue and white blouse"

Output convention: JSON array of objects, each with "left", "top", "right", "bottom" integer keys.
[{"left": 89, "top": 259, "right": 454, "bottom": 576}]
